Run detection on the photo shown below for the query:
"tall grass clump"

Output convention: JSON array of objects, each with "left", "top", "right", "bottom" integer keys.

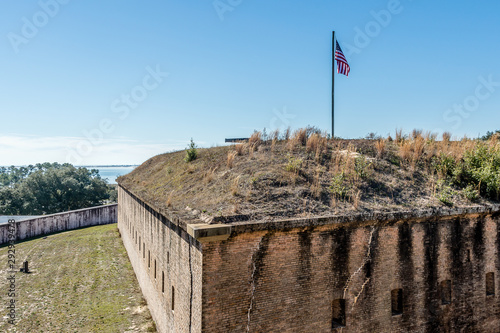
[
  {"left": 227, "top": 151, "right": 237, "bottom": 168},
  {"left": 375, "top": 139, "right": 386, "bottom": 158},
  {"left": 248, "top": 131, "right": 262, "bottom": 147}
]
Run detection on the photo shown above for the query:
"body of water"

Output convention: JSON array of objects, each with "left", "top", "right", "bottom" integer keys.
[
  {"left": 84, "top": 165, "right": 137, "bottom": 184},
  {"left": 0, "top": 216, "right": 41, "bottom": 224}
]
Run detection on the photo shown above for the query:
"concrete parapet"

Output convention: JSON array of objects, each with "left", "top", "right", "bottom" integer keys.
[{"left": 0, "top": 204, "right": 117, "bottom": 245}]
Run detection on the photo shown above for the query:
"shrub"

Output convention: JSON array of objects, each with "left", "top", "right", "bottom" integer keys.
[
  {"left": 463, "top": 185, "right": 479, "bottom": 202},
  {"left": 436, "top": 181, "right": 454, "bottom": 206},
  {"left": 184, "top": 138, "right": 198, "bottom": 163}
]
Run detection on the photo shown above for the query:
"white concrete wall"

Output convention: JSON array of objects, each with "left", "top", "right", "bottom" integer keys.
[{"left": 0, "top": 204, "right": 117, "bottom": 245}]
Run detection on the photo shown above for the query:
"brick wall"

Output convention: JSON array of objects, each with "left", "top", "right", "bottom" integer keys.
[
  {"left": 117, "top": 183, "right": 499, "bottom": 332},
  {"left": 202, "top": 213, "right": 500, "bottom": 332},
  {"left": 117, "top": 186, "right": 202, "bottom": 333}
]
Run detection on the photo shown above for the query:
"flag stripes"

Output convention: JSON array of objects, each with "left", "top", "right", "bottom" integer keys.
[{"left": 335, "top": 41, "right": 350, "bottom": 76}]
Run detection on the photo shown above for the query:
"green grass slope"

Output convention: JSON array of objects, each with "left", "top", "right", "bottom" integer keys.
[{"left": 0, "top": 224, "right": 156, "bottom": 333}]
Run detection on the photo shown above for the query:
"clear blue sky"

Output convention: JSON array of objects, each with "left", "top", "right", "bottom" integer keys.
[{"left": 1, "top": 0, "right": 499, "bottom": 165}]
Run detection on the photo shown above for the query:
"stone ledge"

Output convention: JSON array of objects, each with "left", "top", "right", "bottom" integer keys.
[{"left": 187, "top": 224, "right": 231, "bottom": 243}]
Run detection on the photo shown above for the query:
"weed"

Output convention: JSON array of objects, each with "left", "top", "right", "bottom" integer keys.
[
  {"left": 330, "top": 173, "right": 350, "bottom": 200},
  {"left": 285, "top": 155, "right": 303, "bottom": 174},
  {"left": 354, "top": 156, "right": 371, "bottom": 180},
  {"left": 436, "top": 181, "right": 454, "bottom": 206},
  {"left": 463, "top": 184, "right": 480, "bottom": 202}
]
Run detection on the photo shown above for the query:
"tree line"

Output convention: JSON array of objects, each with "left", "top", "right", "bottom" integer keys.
[{"left": 0, "top": 163, "right": 117, "bottom": 215}]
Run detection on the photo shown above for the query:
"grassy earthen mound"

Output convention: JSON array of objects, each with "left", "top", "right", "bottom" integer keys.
[{"left": 118, "top": 129, "right": 500, "bottom": 224}]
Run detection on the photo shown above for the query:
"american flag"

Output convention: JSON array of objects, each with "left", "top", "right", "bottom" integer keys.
[{"left": 335, "top": 41, "right": 350, "bottom": 76}]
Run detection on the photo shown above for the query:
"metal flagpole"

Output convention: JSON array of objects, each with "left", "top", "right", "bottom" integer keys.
[{"left": 332, "top": 31, "right": 335, "bottom": 139}]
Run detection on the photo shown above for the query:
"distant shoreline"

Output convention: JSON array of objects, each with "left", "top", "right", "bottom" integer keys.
[
  {"left": 79, "top": 165, "right": 139, "bottom": 168},
  {"left": 1, "top": 165, "right": 139, "bottom": 168}
]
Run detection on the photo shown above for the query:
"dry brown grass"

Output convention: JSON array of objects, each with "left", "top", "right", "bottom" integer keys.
[
  {"left": 271, "top": 138, "right": 277, "bottom": 152},
  {"left": 375, "top": 139, "right": 386, "bottom": 158},
  {"left": 306, "top": 133, "right": 320, "bottom": 153},
  {"left": 395, "top": 128, "right": 403, "bottom": 143},
  {"left": 271, "top": 129, "right": 280, "bottom": 141},
  {"left": 352, "top": 189, "right": 361, "bottom": 210},
  {"left": 283, "top": 127, "right": 291, "bottom": 141},
  {"left": 311, "top": 167, "right": 322, "bottom": 198},
  {"left": 412, "top": 135, "right": 425, "bottom": 161},
  {"left": 399, "top": 141, "right": 412, "bottom": 162},
  {"left": 411, "top": 129, "right": 422, "bottom": 139},
  {"left": 290, "top": 128, "right": 307, "bottom": 148},
  {"left": 248, "top": 144, "right": 255, "bottom": 159},
  {"left": 203, "top": 168, "right": 216, "bottom": 184},
  {"left": 235, "top": 144, "right": 245, "bottom": 156},
  {"left": 248, "top": 131, "right": 262, "bottom": 148},
  {"left": 231, "top": 176, "right": 240, "bottom": 196},
  {"left": 227, "top": 151, "right": 237, "bottom": 168},
  {"left": 306, "top": 133, "right": 328, "bottom": 160},
  {"left": 231, "top": 202, "right": 240, "bottom": 214},
  {"left": 166, "top": 190, "right": 174, "bottom": 207},
  {"left": 442, "top": 131, "right": 451, "bottom": 143}
]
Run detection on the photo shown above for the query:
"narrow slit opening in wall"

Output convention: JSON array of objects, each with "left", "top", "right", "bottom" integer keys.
[
  {"left": 440, "top": 280, "right": 451, "bottom": 305},
  {"left": 162, "top": 271, "right": 165, "bottom": 293},
  {"left": 391, "top": 289, "right": 403, "bottom": 316},
  {"left": 171, "top": 286, "right": 175, "bottom": 311},
  {"left": 148, "top": 251, "right": 151, "bottom": 268},
  {"left": 139, "top": 237, "right": 141, "bottom": 251},
  {"left": 331, "top": 299, "right": 346, "bottom": 328},
  {"left": 154, "top": 259, "right": 157, "bottom": 279},
  {"left": 486, "top": 272, "right": 495, "bottom": 296},
  {"left": 167, "top": 251, "right": 170, "bottom": 264},
  {"left": 143, "top": 244, "right": 145, "bottom": 258}
]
